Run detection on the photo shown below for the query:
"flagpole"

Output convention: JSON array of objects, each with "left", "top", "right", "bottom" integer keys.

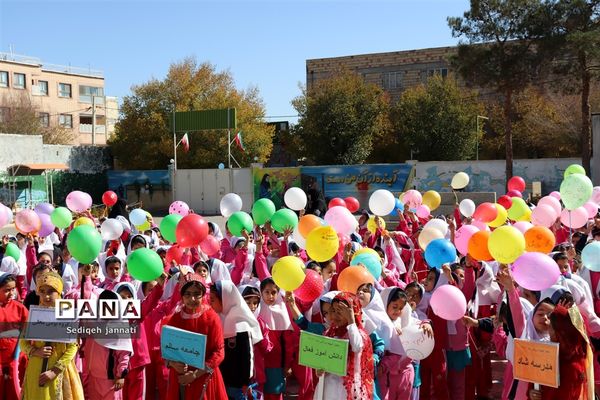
[
  {"left": 172, "top": 108, "right": 177, "bottom": 202},
  {"left": 227, "top": 108, "right": 232, "bottom": 169}
]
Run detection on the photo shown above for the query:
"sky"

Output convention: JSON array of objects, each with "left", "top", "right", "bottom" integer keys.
[{"left": 0, "top": 0, "right": 470, "bottom": 122}]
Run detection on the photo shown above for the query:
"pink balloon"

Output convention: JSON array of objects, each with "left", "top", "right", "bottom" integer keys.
[
  {"left": 560, "top": 207, "right": 589, "bottom": 229},
  {"left": 454, "top": 225, "right": 479, "bottom": 256},
  {"left": 430, "top": 285, "right": 467, "bottom": 320},
  {"left": 37, "top": 213, "right": 55, "bottom": 237},
  {"left": 14, "top": 209, "right": 41, "bottom": 234},
  {"left": 549, "top": 191, "right": 561, "bottom": 200},
  {"left": 512, "top": 252, "right": 560, "bottom": 291},
  {"left": 0, "top": 204, "right": 10, "bottom": 227},
  {"left": 416, "top": 205, "right": 430, "bottom": 219},
  {"left": 592, "top": 187, "right": 600, "bottom": 204},
  {"left": 66, "top": 191, "right": 92, "bottom": 213},
  {"left": 584, "top": 201, "right": 599, "bottom": 219},
  {"left": 538, "top": 196, "right": 562, "bottom": 218},
  {"left": 324, "top": 206, "right": 358, "bottom": 235},
  {"left": 200, "top": 235, "right": 221, "bottom": 257},
  {"left": 471, "top": 220, "right": 490, "bottom": 232},
  {"left": 338, "top": 233, "right": 350, "bottom": 253},
  {"left": 506, "top": 190, "right": 523, "bottom": 199},
  {"left": 530, "top": 204, "right": 558, "bottom": 228},
  {"left": 403, "top": 190, "right": 423, "bottom": 209},
  {"left": 512, "top": 221, "right": 534, "bottom": 234},
  {"left": 169, "top": 201, "right": 190, "bottom": 216},
  {"left": 294, "top": 269, "right": 324, "bottom": 303}
]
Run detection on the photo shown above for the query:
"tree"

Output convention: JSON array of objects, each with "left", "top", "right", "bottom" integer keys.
[
  {"left": 110, "top": 57, "right": 274, "bottom": 169},
  {"left": 391, "top": 74, "right": 485, "bottom": 161},
  {"left": 448, "top": 0, "right": 546, "bottom": 183},
  {"left": 0, "top": 92, "right": 75, "bottom": 144},
  {"left": 291, "top": 70, "right": 390, "bottom": 165}
]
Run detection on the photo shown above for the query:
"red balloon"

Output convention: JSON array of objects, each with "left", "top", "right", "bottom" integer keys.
[
  {"left": 166, "top": 245, "right": 184, "bottom": 266},
  {"left": 473, "top": 202, "right": 498, "bottom": 223},
  {"left": 102, "top": 191, "right": 118, "bottom": 207},
  {"left": 497, "top": 195, "right": 513, "bottom": 210},
  {"left": 294, "top": 269, "right": 324, "bottom": 303},
  {"left": 200, "top": 235, "right": 221, "bottom": 257},
  {"left": 175, "top": 214, "right": 209, "bottom": 248},
  {"left": 506, "top": 189, "right": 523, "bottom": 199},
  {"left": 344, "top": 197, "right": 360, "bottom": 213},
  {"left": 507, "top": 176, "right": 526, "bottom": 193},
  {"left": 328, "top": 197, "right": 347, "bottom": 209}
]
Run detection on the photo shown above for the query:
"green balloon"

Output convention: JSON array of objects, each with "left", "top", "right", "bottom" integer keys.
[
  {"left": 252, "top": 199, "right": 276, "bottom": 225},
  {"left": 561, "top": 174, "right": 593, "bottom": 210},
  {"left": 271, "top": 209, "right": 299, "bottom": 234},
  {"left": 51, "top": 207, "right": 72, "bottom": 229},
  {"left": 564, "top": 164, "right": 586, "bottom": 179},
  {"left": 126, "top": 248, "right": 163, "bottom": 282},
  {"left": 227, "top": 211, "right": 254, "bottom": 237},
  {"left": 67, "top": 225, "right": 102, "bottom": 264},
  {"left": 507, "top": 197, "right": 529, "bottom": 221},
  {"left": 159, "top": 214, "right": 182, "bottom": 243},
  {"left": 4, "top": 242, "right": 20, "bottom": 262}
]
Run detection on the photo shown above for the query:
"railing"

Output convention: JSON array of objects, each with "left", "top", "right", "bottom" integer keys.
[
  {"left": 0, "top": 52, "right": 103, "bottom": 78},
  {"left": 79, "top": 124, "right": 106, "bottom": 134}
]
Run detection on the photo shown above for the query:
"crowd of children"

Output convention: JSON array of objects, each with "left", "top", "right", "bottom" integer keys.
[{"left": 0, "top": 199, "right": 599, "bottom": 400}]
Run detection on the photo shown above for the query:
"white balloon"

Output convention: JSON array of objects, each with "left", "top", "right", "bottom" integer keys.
[
  {"left": 424, "top": 218, "right": 449, "bottom": 237},
  {"left": 101, "top": 218, "right": 124, "bottom": 241},
  {"left": 284, "top": 187, "right": 307, "bottom": 211},
  {"left": 451, "top": 172, "right": 470, "bottom": 190},
  {"left": 129, "top": 208, "right": 147, "bottom": 226},
  {"left": 220, "top": 193, "right": 243, "bottom": 218},
  {"left": 291, "top": 226, "right": 306, "bottom": 249},
  {"left": 369, "top": 189, "right": 396, "bottom": 216},
  {"left": 400, "top": 323, "right": 435, "bottom": 361},
  {"left": 459, "top": 199, "right": 476, "bottom": 218}
]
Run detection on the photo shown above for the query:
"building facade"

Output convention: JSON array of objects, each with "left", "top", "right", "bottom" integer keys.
[{"left": 0, "top": 52, "right": 118, "bottom": 145}]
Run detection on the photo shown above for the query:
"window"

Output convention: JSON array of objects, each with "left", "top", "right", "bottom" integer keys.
[
  {"left": 427, "top": 68, "right": 448, "bottom": 78},
  {"left": 59, "top": 114, "right": 72, "bottom": 128},
  {"left": 39, "top": 112, "right": 49, "bottom": 127},
  {"left": 58, "top": 83, "right": 72, "bottom": 98},
  {"left": 0, "top": 71, "right": 7, "bottom": 88},
  {"left": 13, "top": 73, "right": 25, "bottom": 89},
  {"left": 0, "top": 107, "right": 9, "bottom": 123},
  {"left": 79, "top": 85, "right": 104, "bottom": 103},
  {"left": 385, "top": 71, "right": 403, "bottom": 89},
  {"left": 38, "top": 80, "right": 48, "bottom": 95}
]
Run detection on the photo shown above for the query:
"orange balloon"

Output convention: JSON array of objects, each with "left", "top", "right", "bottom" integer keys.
[
  {"left": 337, "top": 265, "right": 374, "bottom": 294},
  {"left": 524, "top": 226, "right": 556, "bottom": 253},
  {"left": 468, "top": 231, "right": 493, "bottom": 261},
  {"left": 298, "top": 215, "right": 323, "bottom": 238}
]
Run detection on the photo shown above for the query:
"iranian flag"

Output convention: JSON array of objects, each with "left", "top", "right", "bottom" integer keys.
[
  {"left": 234, "top": 131, "right": 245, "bottom": 152},
  {"left": 180, "top": 133, "right": 190, "bottom": 152}
]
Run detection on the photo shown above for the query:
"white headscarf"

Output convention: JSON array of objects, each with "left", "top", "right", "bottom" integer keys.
[
  {"left": 316, "top": 291, "right": 339, "bottom": 329},
  {"left": 161, "top": 265, "right": 194, "bottom": 301},
  {"left": 216, "top": 280, "right": 263, "bottom": 344},
  {"left": 209, "top": 222, "right": 224, "bottom": 241},
  {"left": 362, "top": 285, "right": 395, "bottom": 351},
  {"left": 126, "top": 234, "right": 150, "bottom": 255},
  {"left": 95, "top": 288, "right": 134, "bottom": 353},
  {"left": 208, "top": 258, "right": 232, "bottom": 283},
  {"left": 505, "top": 294, "right": 535, "bottom": 364},
  {"left": 0, "top": 256, "right": 19, "bottom": 276},
  {"left": 258, "top": 287, "right": 293, "bottom": 331},
  {"left": 380, "top": 287, "right": 414, "bottom": 355},
  {"left": 470, "top": 263, "right": 501, "bottom": 318}
]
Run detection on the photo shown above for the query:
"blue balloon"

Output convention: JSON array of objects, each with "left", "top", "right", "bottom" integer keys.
[
  {"left": 424, "top": 239, "right": 457, "bottom": 269},
  {"left": 582, "top": 242, "right": 600, "bottom": 272},
  {"left": 394, "top": 198, "right": 404, "bottom": 212},
  {"left": 350, "top": 253, "right": 382, "bottom": 280},
  {"left": 218, "top": 163, "right": 225, "bottom": 170}
]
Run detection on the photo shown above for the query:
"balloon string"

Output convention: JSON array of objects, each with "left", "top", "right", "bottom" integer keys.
[{"left": 569, "top": 211, "right": 572, "bottom": 242}]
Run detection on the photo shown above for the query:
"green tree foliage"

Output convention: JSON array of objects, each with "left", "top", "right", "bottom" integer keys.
[
  {"left": 291, "top": 70, "right": 390, "bottom": 165},
  {"left": 391, "top": 75, "right": 484, "bottom": 161},
  {"left": 110, "top": 57, "right": 273, "bottom": 169}
]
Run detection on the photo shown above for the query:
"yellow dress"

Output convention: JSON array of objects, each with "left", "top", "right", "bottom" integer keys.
[{"left": 20, "top": 339, "right": 84, "bottom": 400}]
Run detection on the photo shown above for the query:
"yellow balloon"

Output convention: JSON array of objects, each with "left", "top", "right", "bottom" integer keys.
[
  {"left": 488, "top": 204, "right": 508, "bottom": 228},
  {"left": 352, "top": 248, "right": 380, "bottom": 262},
  {"left": 272, "top": 256, "right": 305, "bottom": 291},
  {"left": 399, "top": 192, "right": 405, "bottom": 202},
  {"left": 516, "top": 209, "right": 532, "bottom": 222},
  {"left": 74, "top": 217, "right": 95, "bottom": 228},
  {"left": 418, "top": 228, "right": 444, "bottom": 250},
  {"left": 367, "top": 216, "right": 386, "bottom": 234},
  {"left": 422, "top": 191, "right": 442, "bottom": 211},
  {"left": 488, "top": 225, "right": 525, "bottom": 264},
  {"left": 136, "top": 211, "right": 153, "bottom": 231},
  {"left": 306, "top": 226, "right": 340, "bottom": 262}
]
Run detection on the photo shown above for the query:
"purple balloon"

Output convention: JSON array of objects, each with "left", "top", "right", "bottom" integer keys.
[
  {"left": 38, "top": 213, "right": 56, "bottom": 237},
  {"left": 34, "top": 202, "right": 55, "bottom": 215},
  {"left": 512, "top": 252, "right": 560, "bottom": 291}
]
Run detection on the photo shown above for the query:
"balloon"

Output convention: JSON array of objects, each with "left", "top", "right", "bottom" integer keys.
[
  {"left": 220, "top": 193, "right": 243, "bottom": 218},
  {"left": 524, "top": 226, "right": 555, "bottom": 253},
  {"left": 506, "top": 189, "right": 523, "bottom": 199},
  {"left": 592, "top": 187, "right": 600, "bottom": 204},
  {"left": 561, "top": 174, "right": 593, "bottom": 210},
  {"left": 350, "top": 252, "right": 382, "bottom": 280},
  {"left": 294, "top": 269, "right": 324, "bottom": 303},
  {"left": 175, "top": 214, "right": 209, "bottom": 248},
  {"left": 512, "top": 252, "right": 561, "bottom": 290},
  {"left": 430, "top": 285, "right": 467, "bottom": 320},
  {"left": 344, "top": 197, "right": 360, "bottom": 213},
  {"left": 271, "top": 209, "right": 299, "bottom": 233},
  {"left": 454, "top": 225, "right": 479, "bottom": 256},
  {"left": 159, "top": 214, "right": 183, "bottom": 243},
  {"left": 507, "top": 198, "right": 530, "bottom": 221},
  {"left": 507, "top": 176, "right": 526, "bottom": 193},
  {"left": 418, "top": 228, "right": 444, "bottom": 251},
  {"left": 37, "top": 213, "right": 55, "bottom": 237},
  {"left": 538, "top": 196, "right": 562, "bottom": 217},
  {"left": 67, "top": 225, "right": 102, "bottom": 264},
  {"left": 416, "top": 205, "right": 430, "bottom": 219},
  {"left": 284, "top": 187, "right": 307, "bottom": 211},
  {"left": 0, "top": 205, "right": 10, "bottom": 227},
  {"left": 65, "top": 191, "right": 92, "bottom": 213},
  {"left": 497, "top": 195, "right": 513, "bottom": 210},
  {"left": 530, "top": 204, "right": 558, "bottom": 228},
  {"left": 298, "top": 215, "right": 324, "bottom": 238},
  {"left": 291, "top": 226, "right": 307, "bottom": 249},
  {"left": 394, "top": 198, "right": 404, "bottom": 212},
  {"left": 564, "top": 164, "right": 586, "bottom": 178},
  {"left": 136, "top": 212, "right": 152, "bottom": 232},
  {"left": 34, "top": 202, "right": 55, "bottom": 215},
  {"left": 218, "top": 163, "right": 225, "bottom": 170},
  {"left": 324, "top": 206, "right": 358, "bottom": 236},
  {"left": 367, "top": 216, "right": 385, "bottom": 235},
  {"left": 488, "top": 204, "right": 508, "bottom": 228},
  {"left": 550, "top": 191, "right": 561, "bottom": 200},
  {"left": 353, "top": 248, "right": 381, "bottom": 260},
  {"left": 468, "top": 231, "right": 493, "bottom": 261},
  {"left": 560, "top": 207, "right": 588, "bottom": 229},
  {"left": 403, "top": 190, "right": 423, "bottom": 210},
  {"left": 424, "top": 239, "right": 457, "bottom": 269},
  {"left": 584, "top": 201, "right": 598, "bottom": 219},
  {"left": 50, "top": 207, "right": 72, "bottom": 229},
  {"left": 227, "top": 211, "right": 254, "bottom": 237},
  {"left": 272, "top": 256, "right": 305, "bottom": 291},
  {"left": 101, "top": 219, "right": 124, "bottom": 241},
  {"left": 306, "top": 226, "right": 339, "bottom": 262},
  {"left": 102, "top": 191, "right": 118, "bottom": 207},
  {"left": 4, "top": 242, "right": 20, "bottom": 262},
  {"left": 169, "top": 201, "right": 190, "bottom": 216},
  {"left": 15, "top": 209, "right": 41, "bottom": 234},
  {"left": 328, "top": 198, "right": 347, "bottom": 209},
  {"left": 451, "top": 172, "right": 470, "bottom": 190},
  {"left": 488, "top": 226, "right": 525, "bottom": 264},
  {"left": 369, "top": 189, "right": 396, "bottom": 216},
  {"left": 422, "top": 191, "right": 441, "bottom": 211},
  {"left": 200, "top": 235, "right": 221, "bottom": 257},
  {"left": 74, "top": 217, "right": 94, "bottom": 228},
  {"left": 400, "top": 323, "right": 435, "bottom": 360},
  {"left": 513, "top": 221, "right": 534, "bottom": 234},
  {"left": 127, "top": 248, "right": 163, "bottom": 282},
  {"left": 471, "top": 220, "right": 490, "bottom": 232},
  {"left": 424, "top": 219, "right": 448, "bottom": 237},
  {"left": 337, "top": 265, "right": 374, "bottom": 293},
  {"left": 582, "top": 242, "right": 600, "bottom": 272},
  {"left": 129, "top": 208, "right": 148, "bottom": 226},
  {"left": 459, "top": 199, "right": 476, "bottom": 218},
  {"left": 473, "top": 202, "right": 498, "bottom": 223},
  {"left": 252, "top": 199, "right": 276, "bottom": 225},
  {"left": 166, "top": 244, "right": 184, "bottom": 266}
]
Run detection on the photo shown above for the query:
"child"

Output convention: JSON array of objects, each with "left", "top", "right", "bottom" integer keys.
[{"left": 99, "top": 256, "right": 123, "bottom": 291}]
